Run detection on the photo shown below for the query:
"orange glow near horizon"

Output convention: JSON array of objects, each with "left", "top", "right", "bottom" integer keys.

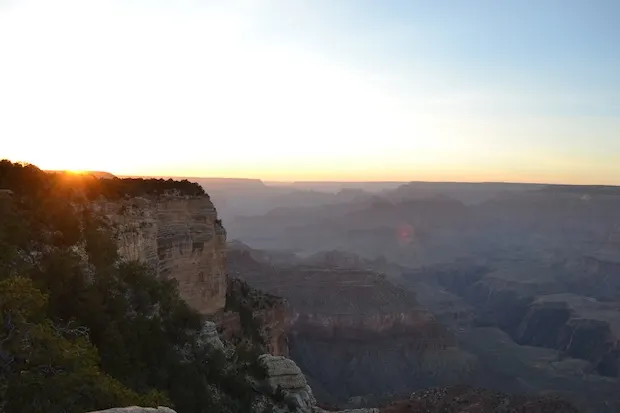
[{"left": 6, "top": 154, "right": 619, "bottom": 186}]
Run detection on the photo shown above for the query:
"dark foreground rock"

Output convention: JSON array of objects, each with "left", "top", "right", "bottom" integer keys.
[{"left": 380, "top": 386, "right": 580, "bottom": 413}]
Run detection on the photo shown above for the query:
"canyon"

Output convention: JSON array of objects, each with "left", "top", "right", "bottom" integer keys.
[
  {"left": 215, "top": 182, "right": 620, "bottom": 412},
  {"left": 227, "top": 245, "right": 476, "bottom": 406},
  {"left": 92, "top": 181, "right": 620, "bottom": 412},
  {"left": 7, "top": 165, "right": 613, "bottom": 413}
]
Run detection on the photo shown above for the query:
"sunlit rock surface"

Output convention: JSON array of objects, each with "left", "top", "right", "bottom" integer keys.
[{"left": 96, "top": 195, "right": 227, "bottom": 315}]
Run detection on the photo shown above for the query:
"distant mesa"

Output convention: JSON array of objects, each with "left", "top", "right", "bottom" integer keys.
[
  {"left": 193, "top": 177, "right": 266, "bottom": 190},
  {"left": 285, "top": 181, "right": 405, "bottom": 193}
]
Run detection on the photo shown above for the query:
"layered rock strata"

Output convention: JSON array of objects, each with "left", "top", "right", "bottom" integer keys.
[
  {"left": 382, "top": 386, "right": 580, "bottom": 413},
  {"left": 255, "top": 354, "right": 380, "bottom": 413},
  {"left": 217, "top": 277, "right": 290, "bottom": 356},
  {"left": 408, "top": 261, "right": 620, "bottom": 379},
  {"left": 257, "top": 354, "right": 315, "bottom": 412},
  {"left": 228, "top": 247, "right": 473, "bottom": 405},
  {"left": 516, "top": 294, "right": 620, "bottom": 376},
  {"left": 95, "top": 195, "right": 227, "bottom": 314}
]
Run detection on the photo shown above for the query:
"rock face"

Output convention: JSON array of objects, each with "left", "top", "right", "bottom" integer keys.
[
  {"left": 562, "top": 256, "right": 620, "bottom": 301},
  {"left": 516, "top": 294, "right": 620, "bottom": 376},
  {"left": 96, "top": 195, "right": 227, "bottom": 315},
  {"left": 402, "top": 261, "right": 620, "bottom": 412},
  {"left": 409, "top": 260, "right": 620, "bottom": 380},
  {"left": 200, "top": 321, "right": 224, "bottom": 350},
  {"left": 228, "top": 247, "right": 473, "bottom": 406},
  {"left": 255, "top": 354, "right": 379, "bottom": 412},
  {"left": 301, "top": 250, "right": 403, "bottom": 279},
  {"left": 258, "top": 354, "right": 315, "bottom": 412},
  {"left": 218, "top": 277, "right": 291, "bottom": 356},
  {"left": 255, "top": 303, "right": 290, "bottom": 356}
]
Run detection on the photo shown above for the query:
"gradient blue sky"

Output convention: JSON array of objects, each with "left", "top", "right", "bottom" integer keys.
[{"left": 1, "top": 0, "right": 619, "bottom": 183}]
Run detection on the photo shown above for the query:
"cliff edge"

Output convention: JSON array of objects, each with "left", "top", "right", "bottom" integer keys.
[{"left": 95, "top": 195, "right": 227, "bottom": 314}]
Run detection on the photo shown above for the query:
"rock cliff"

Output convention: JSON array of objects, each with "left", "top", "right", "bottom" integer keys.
[
  {"left": 381, "top": 386, "right": 580, "bottom": 413},
  {"left": 199, "top": 321, "right": 224, "bottom": 351},
  {"left": 516, "top": 294, "right": 620, "bottom": 376},
  {"left": 401, "top": 261, "right": 620, "bottom": 411},
  {"left": 228, "top": 247, "right": 474, "bottom": 406},
  {"left": 217, "top": 277, "right": 291, "bottom": 356},
  {"left": 561, "top": 256, "right": 620, "bottom": 301},
  {"left": 257, "top": 354, "right": 316, "bottom": 412},
  {"left": 95, "top": 195, "right": 227, "bottom": 314}
]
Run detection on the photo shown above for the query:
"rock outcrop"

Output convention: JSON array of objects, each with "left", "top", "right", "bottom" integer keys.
[
  {"left": 228, "top": 246, "right": 473, "bottom": 406},
  {"left": 95, "top": 195, "right": 227, "bottom": 315},
  {"left": 200, "top": 321, "right": 224, "bottom": 350},
  {"left": 253, "top": 354, "right": 381, "bottom": 413},
  {"left": 258, "top": 354, "right": 316, "bottom": 412}
]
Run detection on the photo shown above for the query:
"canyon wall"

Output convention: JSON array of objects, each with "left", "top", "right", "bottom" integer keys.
[
  {"left": 217, "top": 277, "right": 291, "bottom": 356},
  {"left": 95, "top": 195, "right": 227, "bottom": 315},
  {"left": 405, "top": 260, "right": 620, "bottom": 379},
  {"left": 515, "top": 294, "right": 620, "bottom": 376},
  {"left": 289, "top": 310, "right": 473, "bottom": 407},
  {"left": 227, "top": 248, "right": 476, "bottom": 406}
]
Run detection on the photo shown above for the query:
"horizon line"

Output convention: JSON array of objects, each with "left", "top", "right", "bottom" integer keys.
[
  {"left": 114, "top": 173, "right": 620, "bottom": 188},
  {"left": 36, "top": 168, "right": 620, "bottom": 188}
]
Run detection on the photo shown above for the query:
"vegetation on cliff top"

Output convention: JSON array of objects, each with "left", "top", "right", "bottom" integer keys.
[
  {"left": 84, "top": 176, "right": 206, "bottom": 199},
  {"left": 0, "top": 160, "right": 257, "bottom": 413},
  {"left": 1, "top": 160, "right": 205, "bottom": 200}
]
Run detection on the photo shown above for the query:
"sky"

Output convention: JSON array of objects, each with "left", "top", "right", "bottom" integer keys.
[{"left": 1, "top": 0, "right": 619, "bottom": 183}]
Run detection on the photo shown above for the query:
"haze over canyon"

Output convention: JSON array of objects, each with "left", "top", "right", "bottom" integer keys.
[{"left": 2, "top": 0, "right": 619, "bottom": 412}]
